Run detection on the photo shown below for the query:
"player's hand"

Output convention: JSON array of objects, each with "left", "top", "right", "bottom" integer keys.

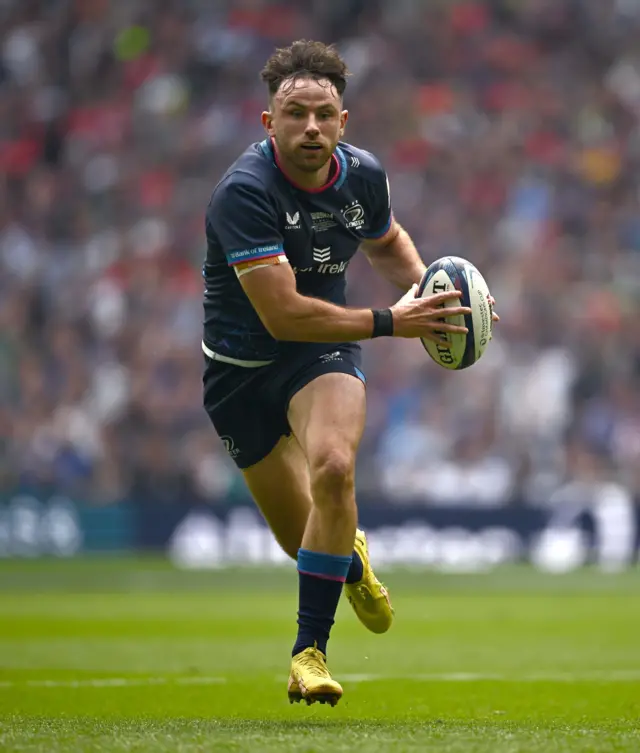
[
  {"left": 390, "top": 284, "right": 471, "bottom": 346},
  {"left": 489, "top": 295, "right": 500, "bottom": 323}
]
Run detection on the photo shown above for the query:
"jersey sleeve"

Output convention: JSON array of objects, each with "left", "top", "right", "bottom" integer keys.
[
  {"left": 362, "top": 163, "right": 393, "bottom": 240},
  {"left": 206, "top": 178, "right": 284, "bottom": 266}
]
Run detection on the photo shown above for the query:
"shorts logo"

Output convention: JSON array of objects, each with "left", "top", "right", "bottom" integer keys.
[
  {"left": 221, "top": 435, "right": 240, "bottom": 459},
  {"left": 320, "top": 351, "right": 342, "bottom": 363},
  {"left": 342, "top": 201, "right": 365, "bottom": 229}
]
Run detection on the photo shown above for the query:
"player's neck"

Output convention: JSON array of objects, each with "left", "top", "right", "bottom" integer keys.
[{"left": 272, "top": 140, "right": 337, "bottom": 192}]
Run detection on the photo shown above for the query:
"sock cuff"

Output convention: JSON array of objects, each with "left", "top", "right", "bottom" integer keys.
[{"left": 297, "top": 548, "right": 352, "bottom": 582}]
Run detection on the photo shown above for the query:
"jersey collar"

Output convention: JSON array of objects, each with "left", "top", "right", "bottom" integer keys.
[{"left": 261, "top": 138, "right": 347, "bottom": 193}]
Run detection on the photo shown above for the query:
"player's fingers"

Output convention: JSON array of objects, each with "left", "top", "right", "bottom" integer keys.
[
  {"left": 429, "top": 322, "right": 468, "bottom": 335},
  {"left": 427, "top": 290, "right": 462, "bottom": 304},
  {"left": 492, "top": 311, "right": 500, "bottom": 322},
  {"left": 430, "top": 305, "right": 472, "bottom": 319},
  {"left": 395, "top": 283, "right": 420, "bottom": 306}
]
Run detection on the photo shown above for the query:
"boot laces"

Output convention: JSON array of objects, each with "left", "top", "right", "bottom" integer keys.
[{"left": 299, "top": 650, "right": 330, "bottom": 678}]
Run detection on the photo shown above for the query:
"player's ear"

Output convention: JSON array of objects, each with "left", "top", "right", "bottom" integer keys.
[
  {"left": 339, "top": 110, "right": 348, "bottom": 138},
  {"left": 262, "top": 110, "right": 275, "bottom": 136}
]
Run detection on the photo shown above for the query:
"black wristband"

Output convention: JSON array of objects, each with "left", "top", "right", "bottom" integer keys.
[{"left": 371, "top": 308, "right": 394, "bottom": 338}]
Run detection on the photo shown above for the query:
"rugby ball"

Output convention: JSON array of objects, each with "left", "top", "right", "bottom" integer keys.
[{"left": 417, "top": 256, "right": 493, "bottom": 370}]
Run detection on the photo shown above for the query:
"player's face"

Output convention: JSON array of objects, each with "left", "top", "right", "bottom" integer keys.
[{"left": 262, "top": 76, "right": 348, "bottom": 175}]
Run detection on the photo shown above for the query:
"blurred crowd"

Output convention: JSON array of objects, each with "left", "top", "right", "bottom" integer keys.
[{"left": 2, "top": 0, "right": 640, "bottom": 507}]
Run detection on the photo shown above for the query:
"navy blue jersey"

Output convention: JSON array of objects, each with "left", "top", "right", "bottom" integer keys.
[{"left": 203, "top": 139, "right": 392, "bottom": 364}]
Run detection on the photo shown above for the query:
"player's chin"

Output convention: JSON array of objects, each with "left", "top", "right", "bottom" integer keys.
[{"left": 296, "top": 146, "right": 330, "bottom": 169}]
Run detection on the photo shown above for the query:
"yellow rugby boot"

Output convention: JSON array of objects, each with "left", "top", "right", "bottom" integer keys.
[
  {"left": 345, "top": 529, "right": 394, "bottom": 634},
  {"left": 288, "top": 646, "right": 343, "bottom": 707}
]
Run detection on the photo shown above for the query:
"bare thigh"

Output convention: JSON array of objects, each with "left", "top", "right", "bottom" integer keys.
[{"left": 287, "top": 372, "right": 366, "bottom": 480}]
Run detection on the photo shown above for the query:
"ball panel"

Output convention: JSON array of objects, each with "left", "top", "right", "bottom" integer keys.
[
  {"left": 455, "top": 263, "right": 477, "bottom": 371},
  {"left": 416, "top": 264, "right": 436, "bottom": 298},
  {"left": 466, "top": 265, "right": 492, "bottom": 360},
  {"left": 418, "top": 267, "right": 467, "bottom": 370},
  {"left": 417, "top": 256, "right": 492, "bottom": 371}
]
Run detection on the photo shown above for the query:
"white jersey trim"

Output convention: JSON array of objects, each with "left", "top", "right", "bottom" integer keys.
[
  {"left": 202, "top": 340, "right": 274, "bottom": 368},
  {"left": 234, "top": 254, "right": 289, "bottom": 278}
]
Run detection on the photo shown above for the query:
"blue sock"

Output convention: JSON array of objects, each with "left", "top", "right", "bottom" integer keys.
[
  {"left": 346, "top": 549, "right": 364, "bottom": 584},
  {"left": 292, "top": 548, "right": 352, "bottom": 657}
]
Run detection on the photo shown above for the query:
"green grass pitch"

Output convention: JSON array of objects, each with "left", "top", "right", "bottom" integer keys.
[{"left": 0, "top": 559, "right": 639, "bottom": 751}]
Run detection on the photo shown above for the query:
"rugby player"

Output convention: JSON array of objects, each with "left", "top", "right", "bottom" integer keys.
[{"left": 202, "top": 40, "right": 492, "bottom": 706}]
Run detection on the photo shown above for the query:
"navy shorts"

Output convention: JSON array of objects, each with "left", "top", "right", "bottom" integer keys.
[{"left": 203, "top": 343, "right": 365, "bottom": 469}]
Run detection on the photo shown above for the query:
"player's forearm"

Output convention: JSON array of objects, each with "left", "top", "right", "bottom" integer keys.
[
  {"left": 364, "top": 223, "right": 426, "bottom": 290},
  {"left": 267, "top": 295, "right": 376, "bottom": 342}
]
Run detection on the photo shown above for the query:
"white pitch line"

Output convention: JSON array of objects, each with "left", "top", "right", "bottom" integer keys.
[
  {"left": 1, "top": 671, "right": 640, "bottom": 690},
  {"left": 0, "top": 676, "right": 227, "bottom": 689},
  {"left": 339, "top": 671, "right": 640, "bottom": 683}
]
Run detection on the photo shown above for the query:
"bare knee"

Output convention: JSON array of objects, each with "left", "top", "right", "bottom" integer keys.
[{"left": 310, "top": 449, "right": 355, "bottom": 500}]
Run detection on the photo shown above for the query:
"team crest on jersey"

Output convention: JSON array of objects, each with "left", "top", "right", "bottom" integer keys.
[
  {"left": 285, "top": 211, "right": 301, "bottom": 230},
  {"left": 341, "top": 201, "right": 365, "bottom": 229}
]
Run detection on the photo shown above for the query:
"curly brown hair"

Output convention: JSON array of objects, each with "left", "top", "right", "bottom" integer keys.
[{"left": 260, "top": 40, "right": 349, "bottom": 99}]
